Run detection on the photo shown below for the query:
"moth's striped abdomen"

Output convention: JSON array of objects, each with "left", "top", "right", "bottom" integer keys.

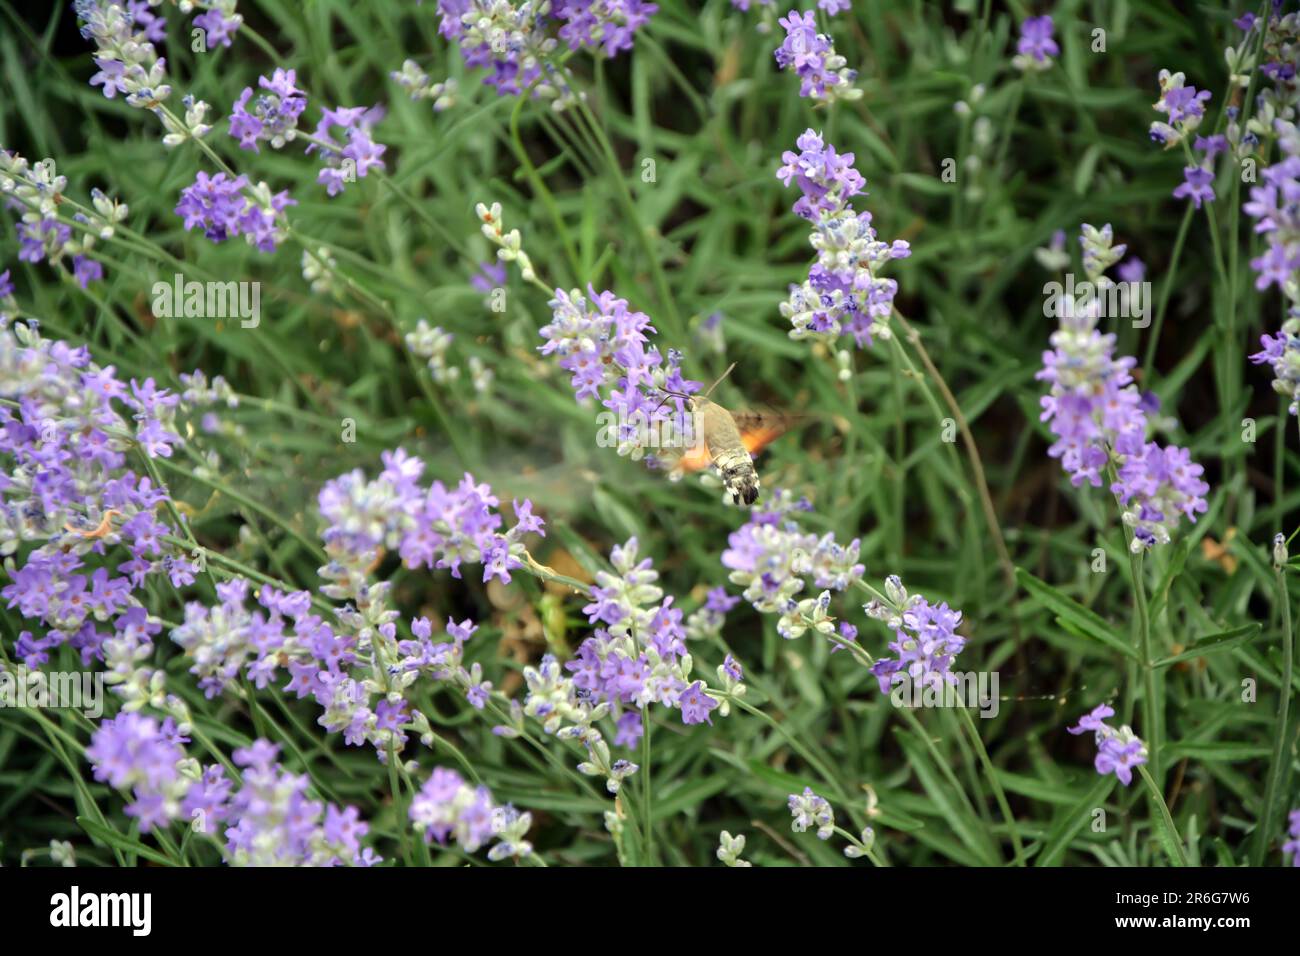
[{"left": 699, "top": 399, "right": 760, "bottom": 506}]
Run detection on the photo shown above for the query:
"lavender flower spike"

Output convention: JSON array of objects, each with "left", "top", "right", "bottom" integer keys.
[
  {"left": 776, "top": 129, "right": 911, "bottom": 350},
  {"left": 1246, "top": 120, "right": 1300, "bottom": 412},
  {"left": 774, "top": 11, "right": 862, "bottom": 104},
  {"left": 1037, "top": 225, "right": 1208, "bottom": 550}
]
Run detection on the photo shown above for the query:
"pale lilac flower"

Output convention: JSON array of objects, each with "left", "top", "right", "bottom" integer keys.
[
  {"left": 614, "top": 710, "right": 643, "bottom": 747},
  {"left": 685, "top": 586, "right": 740, "bottom": 640},
  {"left": 1116, "top": 256, "right": 1146, "bottom": 283},
  {"left": 174, "top": 171, "right": 295, "bottom": 251},
  {"left": 1149, "top": 70, "right": 1210, "bottom": 147},
  {"left": 87, "top": 712, "right": 189, "bottom": 833},
  {"left": 788, "top": 787, "right": 834, "bottom": 839},
  {"left": 1246, "top": 121, "right": 1300, "bottom": 412},
  {"left": 1095, "top": 734, "right": 1147, "bottom": 786},
  {"left": 71, "top": 255, "right": 103, "bottom": 288},
  {"left": 722, "top": 489, "right": 863, "bottom": 616},
  {"left": 437, "top": 1, "right": 563, "bottom": 101},
  {"left": 0, "top": 318, "right": 201, "bottom": 706},
  {"left": 75, "top": 0, "right": 172, "bottom": 109},
  {"left": 410, "top": 766, "right": 532, "bottom": 859},
  {"left": 1251, "top": 324, "right": 1300, "bottom": 415},
  {"left": 566, "top": 537, "right": 713, "bottom": 731}
]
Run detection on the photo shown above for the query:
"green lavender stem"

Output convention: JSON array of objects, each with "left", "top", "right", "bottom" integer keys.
[
  {"left": 1253, "top": 560, "right": 1295, "bottom": 866},
  {"left": 1126, "top": 547, "right": 1159, "bottom": 784},
  {"left": 1138, "top": 765, "right": 1188, "bottom": 867}
]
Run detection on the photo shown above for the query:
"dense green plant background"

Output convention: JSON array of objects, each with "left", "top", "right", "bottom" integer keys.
[{"left": 0, "top": 0, "right": 1295, "bottom": 866}]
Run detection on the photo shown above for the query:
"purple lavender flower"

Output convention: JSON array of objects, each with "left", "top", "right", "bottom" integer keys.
[
  {"left": 777, "top": 129, "right": 910, "bottom": 348},
  {"left": 0, "top": 317, "right": 201, "bottom": 705},
  {"left": 438, "top": 1, "right": 556, "bottom": 99},
  {"left": 229, "top": 68, "right": 307, "bottom": 151},
  {"left": 1116, "top": 256, "right": 1146, "bottom": 284},
  {"left": 174, "top": 171, "right": 248, "bottom": 243},
  {"left": 1173, "top": 165, "right": 1215, "bottom": 209},
  {"left": 16, "top": 220, "right": 71, "bottom": 265},
  {"left": 75, "top": 0, "right": 173, "bottom": 110},
  {"left": 1068, "top": 706, "right": 1147, "bottom": 786},
  {"left": 470, "top": 259, "right": 507, "bottom": 301},
  {"left": 317, "top": 449, "right": 543, "bottom": 586},
  {"left": 306, "top": 105, "right": 387, "bottom": 196},
  {"left": 87, "top": 712, "right": 188, "bottom": 833},
  {"left": 721, "top": 653, "right": 744, "bottom": 682},
  {"left": 614, "top": 710, "right": 644, "bottom": 747},
  {"left": 127, "top": 0, "right": 165, "bottom": 42},
  {"left": 685, "top": 586, "right": 739, "bottom": 640},
  {"left": 1013, "top": 15, "right": 1058, "bottom": 70},
  {"left": 172, "top": 578, "right": 316, "bottom": 697},
  {"left": 71, "top": 254, "right": 103, "bottom": 288},
  {"left": 539, "top": 285, "right": 702, "bottom": 461},
  {"left": 1245, "top": 121, "right": 1300, "bottom": 412},
  {"left": 1284, "top": 809, "right": 1300, "bottom": 867},
  {"left": 863, "top": 576, "right": 966, "bottom": 693},
  {"left": 1066, "top": 703, "right": 1115, "bottom": 734},
  {"left": 679, "top": 680, "right": 719, "bottom": 725},
  {"left": 1095, "top": 734, "right": 1147, "bottom": 786},
  {"left": 1195, "top": 134, "right": 1228, "bottom": 162},
  {"left": 223, "top": 740, "right": 377, "bottom": 865},
  {"left": 774, "top": 11, "right": 860, "bottom": 103},
  {"left": 554, "top": 1, "right": 658, "bottom": 58},
  {"left": 1251, "top": 326, "right": 1300, "bottom": 415},
  {"left": 193, "top": 3, "right": 242, "bottom": 48}
]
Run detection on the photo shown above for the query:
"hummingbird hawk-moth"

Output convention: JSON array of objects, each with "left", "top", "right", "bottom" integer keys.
[{"left": 656, "top": 363, "right": 794, "bottom": 507}]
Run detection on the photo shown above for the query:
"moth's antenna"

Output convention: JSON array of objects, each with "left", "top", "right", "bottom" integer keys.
[{"left": 703, "top": 362, "right": 737, "bottom": 399}]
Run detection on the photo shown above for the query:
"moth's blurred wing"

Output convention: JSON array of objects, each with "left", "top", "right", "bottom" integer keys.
[{"left": 727, "top": 409, "right": 799, "bottom": 460}]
